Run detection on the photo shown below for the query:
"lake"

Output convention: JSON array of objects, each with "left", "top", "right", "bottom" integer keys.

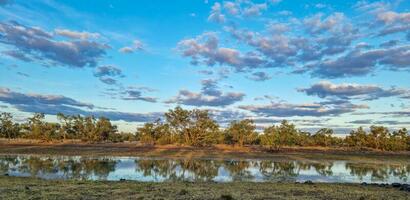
[{"left": 0, "top": 155, "right": 409, "bottom": 184}]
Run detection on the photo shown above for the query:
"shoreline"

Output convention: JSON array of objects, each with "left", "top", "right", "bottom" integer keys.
[{"left": 1, "top": 139, "right": 409, "bottom": 160}]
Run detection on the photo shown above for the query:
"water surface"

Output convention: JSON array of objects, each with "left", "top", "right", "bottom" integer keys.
[{"left": 1, "top": 155, "right": 409, "bottom": 184}]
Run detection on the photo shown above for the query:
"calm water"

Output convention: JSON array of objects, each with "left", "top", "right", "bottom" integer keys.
[{"left": 0, "top": 155, "right": 409, "bottom": 184}]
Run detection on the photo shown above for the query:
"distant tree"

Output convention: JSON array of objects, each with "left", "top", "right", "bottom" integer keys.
[
  {"left": 260, "top": 121, "right": 302, "bottom": 149},
  {"left": 0, "top": 112, "right": 21, "bottom": 139},
  {"left": 137, "top": 119, "right": 171, "bottom": 145},
  {"left": 22, "top": 113, "right": 61, "bottom": 141},
  {"left": 276, "top": 121, "right": 299, "bottom": 146},
  {"left": 24, "top": 113, "right": 46, "bottom": 139},
  {"left": 313, "top": 128, "right": 334, "bottom": 147},
  {"left": 83, "top": 116, "right": 97, "bottom": 141},
  {"left": 57, "top": 113, "right": 74, "bottom": 140},
  {"left": 368, "top": 126, "right": 390, "bottom": 150},
  {"left": 345, "top": 127, "right": 368, "bottom": 148},
  {"left": 260, "top": 125, "right": 280, "bottom": 150},
  {"left": 1, "top": 108, "right": 409, "bottom": 151},
  {"left": 93, "top": 117, "right": 117, "bottom": 141},
  {"left": 164, "top": 106, "right": 191, "bottom": 144},
  {"left": 187, "top": 109, "right": 220, "bottom": 146},
  {"left": 226, "top": 119, "right": 256, "bottom": 147},
  {"left": 389, "top": 128, "right": 408, "bottom": 151}
]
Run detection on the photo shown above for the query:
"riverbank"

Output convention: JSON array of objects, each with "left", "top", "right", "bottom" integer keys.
[
  {"left": 0, "top": 176, "right": 408, "bottom": 200},
  {"left": 0, "top": 139, "right": 409, "bottom": 161}
]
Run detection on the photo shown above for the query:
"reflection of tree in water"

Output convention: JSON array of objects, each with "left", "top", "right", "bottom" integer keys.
[
  {"left": 257, "top": 161, "right": 334, "bottom": 181},
  {"left": 389, "top": 164, "right": 410, "bottom": 182},
  {"left": 19, "top": 157, "right": 56, "bottom": 176},
  {"left": 310, "top": 162, "right": 333, "bottom": 176},
  {"left": 257, "top": 161, "right": 298, "bottom": 181},
  {"left": 135, "top": 159, "right": 178, "bottom": 180},
  {"left": 3, "top": 156, "right": 409, "bottom": 183},
  {"left": 0, "top": 156, "right": 18, "bottom": 173},
  {"left": 177, "top": 159, "right": 220, "bottom": 181},
  {"left": 135, "top": 159, "right": 220, "bottom": 181},
  {"left": 80, "top": 159, "right": 117, "bottom": 179},
  {"left": 345, "top": 163, "right": 410, "bottom": 182},
  {"left": 0, "top": 156, "right": 117, "bottom": 180},
  {"left": 222, "top": 160, "right": 255, "bottom": 181}
]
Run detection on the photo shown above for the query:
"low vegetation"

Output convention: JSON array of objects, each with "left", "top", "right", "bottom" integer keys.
[
  {"left": 1, "top": 107, "right": 409, "bottom": 151},
  {"left": 0, "top": 176, "right": 409, "bottom": 200}
]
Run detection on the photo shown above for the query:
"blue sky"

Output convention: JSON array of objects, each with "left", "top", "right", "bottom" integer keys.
[{"left": 0, "top": 0, "right": 409, "bottom": 133}]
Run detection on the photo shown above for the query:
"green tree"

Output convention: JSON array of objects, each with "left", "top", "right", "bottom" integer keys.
[
  {"left": 93, "top": 117, "right": 117, "bottom": 141},
  {"left": 260, "top": 125, "right": 280, "bottom": 149},
  {"left": 389, "top": 128, "right": 408, "bottom": 151},
  {"left": 187, "top": 109, "right": 220, "bottom": 146},
  {"left": 137, "top": 120, "right": 171, "bottom": 145},
  {"left": 313, "top": 128, "right": 334, "bottom": 147},
  {"left": 24, "top": 113, "right": 46, "bottom": 139},
  {"left": 345, "top": 127, "right": 368, "bottom": 148},
  {"left": 0, "top": 112, "right": 21, "bottom": 139},
  {"left": 226, "top": 119, "right": 256, "bottom": 147},
  {"left": 57, "top": 113, "right": 74, "bottom": 140},
  {"left": 261, "top": 121, "right": 308, "bottom": 149},
  {"left": 164, "top": 106, "right": 191, "bottom": 144},
  {"left": 368, "top": 126, "right": 390, "bottom": 150}
]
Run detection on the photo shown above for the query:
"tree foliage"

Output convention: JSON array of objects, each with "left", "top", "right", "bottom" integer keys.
[{"left": 0, "top": 110, "right": 409, "bottom": 151}]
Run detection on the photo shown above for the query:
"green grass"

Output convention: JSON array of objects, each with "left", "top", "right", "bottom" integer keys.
[{"left": 0, "top": 176, "right": 408, "bottom": 200}]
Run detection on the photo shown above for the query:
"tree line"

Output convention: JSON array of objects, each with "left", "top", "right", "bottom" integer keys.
[{"left": 0, "top": 107, "right": 409, "bottom": 151}]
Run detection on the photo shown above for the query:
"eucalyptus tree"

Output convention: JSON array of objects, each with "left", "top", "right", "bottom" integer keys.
[
  {"left": 226, "top": 119, "right": 256, "bottom": 147},
  {"left": 0, "top": 112, "right": 21, "bottom": 139}
]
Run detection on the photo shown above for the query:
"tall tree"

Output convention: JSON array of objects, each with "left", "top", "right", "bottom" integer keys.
[
  {"left": 187, "top": 109, "right": 220, "bottom": 146},
  {"left": 164, "top": 106, "right": 191, "bottom": 144},
  {"left": 57, "top": 113, "right": 74, "bottom": 140},
  {"left": 0, "top": 112, "right": 20, "bottom": 139},
  {"left": 93, "top": 117, "right": 117, "bottom": 141},
  {"left": 313, "top": 128, "right": 334, "bottom": 147},
  {"left": 226, "top": 119, "right": 256, "bottom": 147}
]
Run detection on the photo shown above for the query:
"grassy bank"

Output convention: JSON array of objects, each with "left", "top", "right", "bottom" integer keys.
[
  {"left": 0, "top": 176, "right": 408, "bottom": 200},
  {"left": 1, "top": 139, "right": 409, "bottom": 162}
]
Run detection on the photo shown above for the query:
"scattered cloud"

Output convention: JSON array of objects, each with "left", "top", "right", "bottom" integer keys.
[
  {"left": 246, "top": 71, "right": 271, "bottom": 81},
  {"left": 98, "top": 77, "right": 117, "bottom": 85},
  {"left": 120, "top": 87, "right": 157, "bottom": 103},
  {"left": 298, "top": 81, "right": 410, "bottom": 100},
  {"left": 55, "top": 29, "right": 100, "bottom": 40},
  {"left": 93, "top": 65, "right": 123, "bottom": 78},
  {"left": 243, "top": 3, "right": 267, "bottom": 17},
  {"left": 184, "top": 2, "right": 410, "bottom": 80},
  {"left": 166, "top": 79, "right": 245, "bottom": 107},
  {"left": 0, "top": 87, "right": 94, "bottom": 109},
  {"left": 0, "top": 87, "right": 161, "bottom": 122},
  {"left": 93, "top": 65, "right": 124, "bottom": 85},
  {"left": 119, "top": 40, "right": 144, "bottom": 53},
  {"left": 223, "top": 2, "right": 240, "bottom": 16},
  {"left": 177, "top": 32, "right": 267, "bottom": 71},
  {"left": 349, "top": 119, "right": 410, "bottom": 125},
  {"left": 208, "top": 2, "right": 225, "bottom": 23},
  {"left": 102, "top": 86, "right": 157, "bottom": 103},
  {"left": 305, "top": 45, "right": 410, "bottom": 78},
  {"left": 239, "top": 100, "right": 368, "bottom": 117},
  {"left": 2, "top": 50, "right": 33, "bottom": 62},
  {"left": 198, "top": 70, "right": 214, "bottom": 75},
  {"left": 16, "top": 72, "right": 29, "bottom": 77},
  {"left": 352, "top": 111, "right": 410, "bottom": 118},
  {"left": 0, "top": 21, "right": 108, "bottom": 68}
]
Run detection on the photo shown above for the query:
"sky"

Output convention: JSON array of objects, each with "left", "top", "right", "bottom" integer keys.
[{"left": 0, "top": 0, "right": 409, "bottom": 134}]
